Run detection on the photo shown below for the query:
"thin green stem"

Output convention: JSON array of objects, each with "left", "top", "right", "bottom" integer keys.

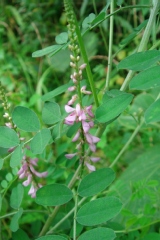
[
  {"left": 105, "top": 0, "right": 114, "bottom": 91},
  {"left": 92, "top": 0, "right": 108, "bottom": 53},
  {"left": 90, "top": 5, "right": 152, "bottom": 30},
  {"left": 47, "top": 197, "right": 86, "bottom": 234},
  {"left": 73, "top": 193, "right": 78, "bottom": 240},
  {"left": 39, "top": 164, "right": 82, "bottom": 236},
  {"left": 115, "top": 219, "right": 160, "bottom": 234},
  {"left": 120, "top": 0, "right": 160, "bottom": 91},
  {"left": 110, "top": 120, "right": 143, "bottom": 168},
  {"left": 0, "top": 210, "right": 48, "bottom": 219}
]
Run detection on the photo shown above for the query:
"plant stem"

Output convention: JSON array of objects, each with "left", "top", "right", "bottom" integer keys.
[
  {"left": 47, "top": 197, "right": 86, "bottom": 234},
  {"left": 90, "top": 5, "right": 152, "bottom": 30},
  {"left": 120, "top": 0, "right": 160, "bottom": 91},
  {"left": 72, "top": 10, "right": 99, "bottom": 107},
  {"left": 110, "top": 120, "right": 144, "bottom": 168},
  {"left": 105, "top": 0, "right": 114, "bottom": 91},
  {"left": 39, "top": 164, "right": 82, "bottom": 236},
  {"left": 73, "top": 193, "right": 78, "bottom": 240}
]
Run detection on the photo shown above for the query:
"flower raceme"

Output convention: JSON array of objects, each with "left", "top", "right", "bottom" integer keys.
[
  {"left": 64, "top": 103, "right": 100, "bottom": 171},
  {"left": 18, "top": 157, "right": 48, "bottom": 198}
]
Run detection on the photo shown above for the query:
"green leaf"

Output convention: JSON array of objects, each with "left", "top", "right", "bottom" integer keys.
[
  {"left": 0, "top": 193, "right": 2, "bottom": 211},
  {"left": 82, "top": 13, "right": 96, "bottom": 29},
  {"left": 109, "top": 145, "right": 160, "bottom": 227},
  {"left": 119, "top": 20, "right": 147, "bottom": 47},
  {"left": 76, "top": 196, "right": 122, "bottom": 226},
  {"left": 78, "top": 227, "right": 116, "bottom": 240},
  {"left": 116, "top": 0, "right": 124, "bottom": 6},
  {"left": 1, "top": 180, "right": 8, "bottom": 188},
  {"left": 0, "top": 126, "right": 19, "bottom": 148},
  {"left": 41, "top": 81, "right": 72, "bottom": 101},
  {"left": 12, "top": 106, "right": 40, "bottom": 132},
  {"left": 10, "top": 184, "right": 24, "bottom": 209},
  {"left": 10, "top": 145, "right": 23, "bottom": 168},
  {"left": 129, "top": 66, "right": 160, "bottom": 90},
  {"left": 42, "top": 102, "right": 61, "bottom": 125},
  {"left": 6, "top": 6, "right": 23, "bottom": 27},
  {"left": 118, "top": 50, "right": 160, "bottom": 71},
  {"left": 30, "top": 128, "right": 51, "bottom": 154},
  {"left": 55, "top": 32, "right": 68, "bottom": 44},
  {"left": 78, "top": 168, "right": 115, "bottom": 197},
  {"left": 141, "top": 233, "right": 160, "bottom": 240},
  {"left": 10, "top": 208, "right": 23, "bottom": 232},
  {"left": 144, "top": 99, "right": 160, "bottom": 124},
  {"left": 12, "top": 229, "right": 30, "bottom": 240},
  {"left": 6, "top": 173, "right": 13, "bottom": 181},
  {"left": 91, "top": 12, "right": 106, "bottom": 26},
  {"left": 67, "top": 122, "right": 81, "bottom": 138},
  {"left": 96, "top": 92, "right": 133, "bottom": 123},
  {"left": 35, "top": 236, "right": 67, "bottom": 240},
  {"left": 35, "top": 184, "right": 73, "bottom": 206},
  {"left": 32, "top": 45, "right": 63, "bottom": 57},
  {"left": 52, "top": 122, "right": 61, "bottom": 141}
]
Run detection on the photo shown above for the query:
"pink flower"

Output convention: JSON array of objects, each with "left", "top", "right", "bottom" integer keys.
[
  {"left": 90, "top": 157, "right": 100, "bottom": 162},
  {"left": 79, "top": 63, "right": 87, "bottom": 70},
  {"left": 65, "top": 153, "right": 77, "bottom": 159},
  {"left": 81, "top": 86, "right": 92, "bottom": 95},
  {"left": 18, "top": 157, "right": 48, "bottom": 198},
  {"left": 86, "top": 105, "right": 94, "bottom": 117},
  {"left": 85, "top": 162, "right": 96, "bottom": 172},
  {"left": 72, "top": 131, "right": 80, "bottom": 142}
]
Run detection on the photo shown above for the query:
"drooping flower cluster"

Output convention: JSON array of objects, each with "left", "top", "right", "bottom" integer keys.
[{"left": 18, "top": 156, "right": 48, "bottom": 198}]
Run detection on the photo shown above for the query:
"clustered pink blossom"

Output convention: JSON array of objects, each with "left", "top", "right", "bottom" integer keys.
[
  {"left": 64, "top": 63, "right": 100, "bottom": 171},
  {"left": 18, "top": 157, "right": 48, "bottom": 198}
]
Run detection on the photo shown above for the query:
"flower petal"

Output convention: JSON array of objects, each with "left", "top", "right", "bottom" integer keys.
[
  {"left": 65, "top": 105, "right": 75, "bottom": 113},
  {"left": 90, "top": 157, "right": 100, "bottom": 162},
  {"left": 85, "top": 162, "right": 96, "bottom": 172},
  {"left": 65, "top": 153, "right": 77, "bottom": 159}
]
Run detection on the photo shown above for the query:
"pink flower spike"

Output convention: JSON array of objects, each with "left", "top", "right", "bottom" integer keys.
[
  {"left": 65, "top": 105, "right": 75, "bottom": 113},
  {"left": 90, "top": 157, "right": 100, "bottom": 162},
  {"left": 65, "top": 153, "right": 77, "bottom": 159},
  {"left": 85, "top": 162, "right": 96, "bottom": 172},
  {"left": 79, "top": 63, "right": 87, "bottom": 70},
  {"left": 72, "top": 131, "right": 80, "bottom": 142}
]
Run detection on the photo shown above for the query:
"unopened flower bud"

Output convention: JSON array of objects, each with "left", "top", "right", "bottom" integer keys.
[
  {"left": 70, "top": 54, "right": 75, "bottom": 61},
  {"left": 68, "top": 86, "right": 76, "bottom": 92},
  {"left": 70, "top": 62, "right": 76, "bottom": 68},
  {"left": 3, "top": 112, "right": 9, "bottom": 118},
  {"left": 79, "top": 63, "right": 87, "bottom": 70}
]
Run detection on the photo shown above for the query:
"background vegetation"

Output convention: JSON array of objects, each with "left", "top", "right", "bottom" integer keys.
[{"left": 0, "top": 0, "right": 160, "bottom": 239}]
